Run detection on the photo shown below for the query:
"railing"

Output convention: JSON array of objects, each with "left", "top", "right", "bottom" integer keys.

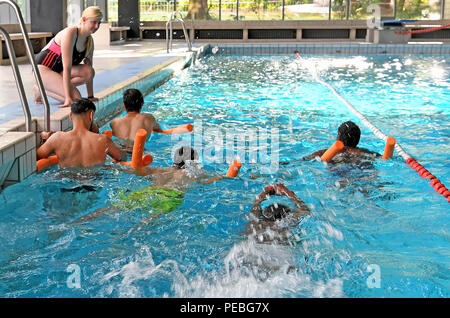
[
  {"left": 166, "top": 11, "right": 192, "bottom": 53},
  {"left": 0, "top": 26, "right": 31, "bottom": 131},
  {"left": 0, "top": 0, "right": 50, "bottom": 132}
]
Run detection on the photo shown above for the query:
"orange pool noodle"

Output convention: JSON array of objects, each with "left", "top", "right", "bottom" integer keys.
[
  {"left": 321, "top": 140, "right": 344, "bottom": 162},
  {"left": 103, "top": 130, "right": 113, "bottom": 138},
  {"left": 153, "top": 124, "right": 193, "bottom": 134},
  {"left": 36, "top": 155, "right": 58, "bottom": 173},
  {"left": 131, "top": 129, "right": 147, "bottom": 168},
  {"left": 382, "top": 137, "right": 396, "bottom": 159},
  {"left": 226, "top": 160, "right": 242, "bottom": 177},
  {"left": 142, "top": 154, "right": 153, "bottom": 166}
]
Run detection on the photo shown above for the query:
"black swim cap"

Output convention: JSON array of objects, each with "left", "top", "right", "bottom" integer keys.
[
  {"left": 337, "top": 121, "right": 361, "bottom": 148},
  {"left": 173, "top": 146, "right": 199, "bottom": 169},
  {"left": 71, "top": 98, "right": 96, "bottom": 114},
  {"left": 262, "top": 203, "right": 291, "bottom": 221}
]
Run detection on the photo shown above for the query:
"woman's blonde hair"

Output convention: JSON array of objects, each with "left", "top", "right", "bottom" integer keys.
[{"left": 79, "top": 6, "right": 103, "bottom": 58}]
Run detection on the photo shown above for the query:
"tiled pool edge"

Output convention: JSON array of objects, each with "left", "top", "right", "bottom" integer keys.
[{"left": 0, "top": 44, "right": 209, "bottom": 189}]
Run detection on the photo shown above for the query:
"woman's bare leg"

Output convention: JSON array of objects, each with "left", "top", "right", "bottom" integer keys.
[{"left": 33, "top": 64, "right": 94, "bottom": 105}]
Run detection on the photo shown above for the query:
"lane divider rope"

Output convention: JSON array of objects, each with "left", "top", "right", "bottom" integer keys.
[{"left": 294, "top": 51, "right": 449, "bottom": 203}]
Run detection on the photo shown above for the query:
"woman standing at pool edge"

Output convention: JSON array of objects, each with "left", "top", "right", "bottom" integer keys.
[{"left": 34, "top": 6, "right": 102, "bottom": 108}]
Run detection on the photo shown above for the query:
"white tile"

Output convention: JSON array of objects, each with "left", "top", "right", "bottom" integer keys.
[
  {"left": 25, "top": 136, "right": 35, "bottom": 152},
  {"left": 2, "top": 146, "right": 14, "bottom": 164},
  {"left": 6, "top": 158, "right": 19, "bottom": 182},
  {"left": 31, "top": 150, "right": 36, "bottom": 174},
  {"left": 19, "top": 155, "right": 25, "bottom": 181},
  {"left": 14, "top": 140, "right": 26, "bottom": 157}
]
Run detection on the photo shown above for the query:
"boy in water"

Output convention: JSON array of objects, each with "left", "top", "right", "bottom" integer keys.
[
  {"left": 37, "top": 98, "right": 125, "bottom": 168},
  {"left": 246, "top": 183, "right": 310, "bottom": 243},
  {"left": 303, "top": 121, "right": 380, "bottom": 163},
  {"left": 110, "top": 88, "right": 161, "bottom": 145}
]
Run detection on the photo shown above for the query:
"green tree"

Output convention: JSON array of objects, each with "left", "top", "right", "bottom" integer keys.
[{"left": 186, "top": 0, "right": 211, "bottom": 19}]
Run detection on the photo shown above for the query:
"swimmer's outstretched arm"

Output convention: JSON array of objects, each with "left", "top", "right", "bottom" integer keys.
[
  {"left": 263, "top": 183, "right": 310, "bottom": 216},
  {"left": 301, "top": 149, "right": 327, "bottom": 161}
]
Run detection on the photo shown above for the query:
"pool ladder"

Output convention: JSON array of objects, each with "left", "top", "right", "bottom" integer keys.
[
  {"left": 166, "top": 11, "right": 192, "bottom": 53},
  {"left": 0, "top": 0, "right": 50, "bottom": 132}
]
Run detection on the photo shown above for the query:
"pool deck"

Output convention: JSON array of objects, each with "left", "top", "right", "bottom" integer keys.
[{"left": 0, "top": 41, "right": 205, "bottom": 125}]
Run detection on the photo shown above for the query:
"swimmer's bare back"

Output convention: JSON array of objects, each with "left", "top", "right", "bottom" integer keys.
[
  {"left": 37, "top": 130, "right": 123, "bottom": 168},
  {"left": 110, "top": 113, "right": 160, "bottom": 142}
]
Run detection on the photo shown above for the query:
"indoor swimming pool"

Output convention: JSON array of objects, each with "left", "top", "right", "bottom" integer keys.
[{"left": 0, "top": 53, "right": 448, "bottom": 298}]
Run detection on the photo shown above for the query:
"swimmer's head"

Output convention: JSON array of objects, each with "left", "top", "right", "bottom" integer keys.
[
  {"left": 261, "top": 203, "right": 291, "bottom": 221},
  {"left": 337, "top": 121, "right": 360, "bottom": 148},
  {"left": 71, "top": 98, "right": 96, "bottom": 116},
  {"left": 173, "top": 146, "right": 199, "bottom": 169},
  {"left": 123, "top": 88, "right": 144, "bottom": 113}
]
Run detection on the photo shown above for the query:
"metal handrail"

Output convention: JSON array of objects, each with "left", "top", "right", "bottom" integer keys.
[
  {"left": 166, "top": 11, "right": 192, "bottom": 53},
  {"left": 0, "top": 26, "right": 31, "bottom": 131},
  {"left": 0, "top": 0, "right": 50, "bottom": 132}
]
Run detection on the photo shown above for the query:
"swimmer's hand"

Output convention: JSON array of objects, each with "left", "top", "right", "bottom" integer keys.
[
  {"left": 271, "top": 183, "right": 291, "bottom": 196},
  {"left": 40, "top": 131, "right": 53, "bottom": 145},
  {"left": 88, "top": 96, "right": 99, "bottom": 103}
]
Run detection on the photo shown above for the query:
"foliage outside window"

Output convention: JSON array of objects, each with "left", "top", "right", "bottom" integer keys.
[
  {"left": 284, "top": 0, "right": 330, "bottom": 20},
  {"left": 106, "top": 0, "right": 442, "bottom": 21}
]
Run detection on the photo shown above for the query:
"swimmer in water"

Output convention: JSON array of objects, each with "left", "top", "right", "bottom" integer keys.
[
  {"left": 110, "top": 88, "right": 161, "bottom": 149},
  {"left": 280, "top": 121, "right": 380, "bottom": 167},
  {"left": 37, "top": 98, "right": 125, "bottom": 168},
  {"left": 245, "top": 183, "right": 310, "bottom": 243},
  {"left": 72, "top": 146, "right": 211, "bottom": 223}
]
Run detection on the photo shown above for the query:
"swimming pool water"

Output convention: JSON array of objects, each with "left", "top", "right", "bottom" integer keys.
[{"left": 0, "top": 54, "right": 449, "bottom": 297}]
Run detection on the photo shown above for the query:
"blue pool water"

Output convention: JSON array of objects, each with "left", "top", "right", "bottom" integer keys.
[{"left": 0, "top": 54, "right": 449, "bottom": 297}]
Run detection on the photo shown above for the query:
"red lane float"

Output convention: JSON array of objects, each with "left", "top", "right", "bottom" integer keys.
[
  {"left": 406, "top": 157, "right": 449, "bottom": 203},
  {"left": 396, "top": 23, "right": 450, "bottom": 34},
  {"left": 321, "top": 140, "right": 344, "bottom": 162}
]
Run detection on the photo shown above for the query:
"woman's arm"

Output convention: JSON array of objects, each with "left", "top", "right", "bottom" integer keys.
[{"left": 59, "top": 28, "right": 77, "bottom": 108}]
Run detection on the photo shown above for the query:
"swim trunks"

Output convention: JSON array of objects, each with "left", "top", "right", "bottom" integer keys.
[
  {"left": 113, "top": 186, "right": 184, "bottom": 214},
  {"left": 35, "top": 28, "right": 87, "bottom": 73}
]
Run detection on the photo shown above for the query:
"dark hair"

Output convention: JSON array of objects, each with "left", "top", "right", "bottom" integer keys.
[
  {"left": 71, "top": 98, "right": 96, "bottom": 115},
  {"left": 123, "top": 88, "right": 144, "bottom": 112},
  {"left": 337, "top": 121, "right": 361, "bottom": 148},
  {"left": 173, "top": 146, "right": 199, "bottom": 169},
  {"left": 262, "top": 204, "right": 291, "bottom": 221}
]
